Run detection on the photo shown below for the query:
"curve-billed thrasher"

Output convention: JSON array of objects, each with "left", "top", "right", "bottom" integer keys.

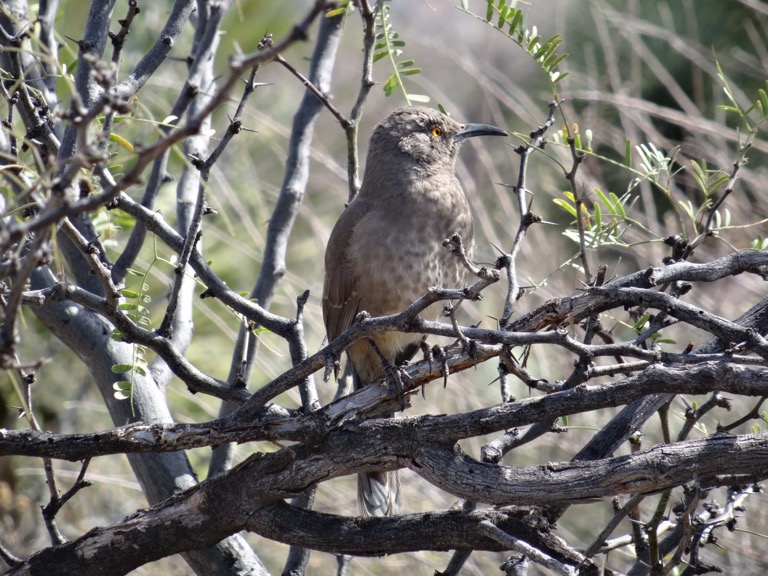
[{"left": 323, "top": 106, "right": 506, "bottom": 516}]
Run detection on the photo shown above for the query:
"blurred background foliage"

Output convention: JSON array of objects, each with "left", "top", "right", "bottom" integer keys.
[{"left": 4, "top": 0, "right": 768, "bottom": 574}]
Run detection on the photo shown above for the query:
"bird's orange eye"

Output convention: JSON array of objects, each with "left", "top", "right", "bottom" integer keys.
[{"left": 431, "top": 126, "right": 442, "bottom": 138}]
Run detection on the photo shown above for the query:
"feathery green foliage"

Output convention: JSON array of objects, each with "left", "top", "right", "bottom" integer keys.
[{"left": 374, "top": 0, "right": 429, "bottom": 104}]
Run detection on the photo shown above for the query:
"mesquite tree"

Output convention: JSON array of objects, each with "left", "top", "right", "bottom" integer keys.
[{"left": 1, "top": 1, "right": 768, "bottom": 575}]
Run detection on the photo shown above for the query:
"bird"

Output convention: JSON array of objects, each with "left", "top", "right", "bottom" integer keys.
[{"left": 322, "top": 106, "right": 507, "bottom": 517}]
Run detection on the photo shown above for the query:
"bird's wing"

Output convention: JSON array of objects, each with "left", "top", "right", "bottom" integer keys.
[{"left": 323, "top": 198, "right": 369, "bottom": 343}]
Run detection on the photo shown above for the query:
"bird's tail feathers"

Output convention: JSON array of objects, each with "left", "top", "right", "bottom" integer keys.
[{"left": 358, "top": 471, "right": 401, "bottom": 517}]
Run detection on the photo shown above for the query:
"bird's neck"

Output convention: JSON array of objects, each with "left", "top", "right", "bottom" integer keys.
[{"left": 360, "top": 163, "right": 458, "bottom": 201}]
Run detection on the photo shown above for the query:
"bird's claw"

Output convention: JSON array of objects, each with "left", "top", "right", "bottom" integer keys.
[
  {"left": 420, "top": 340, "right": 434, "bottom": 366},
  {"left": 417, "top": 341, "right": 435, "bottom": 398},
  {"left": 382, "top": 358, "right": 410, "bottom": 411},
  {"left": 365, "top": 337, "right": 411, "bottom": 411},
  {"left": 324, "top": 353, "right": 339, "bottom": 382},
  {"left": 432, "top": 345, "right": 450, "bottom": 388}
]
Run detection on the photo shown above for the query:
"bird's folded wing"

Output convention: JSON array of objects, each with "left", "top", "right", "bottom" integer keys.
[{"left": 323, "top": 199, "right": 369, "bottom": 343}]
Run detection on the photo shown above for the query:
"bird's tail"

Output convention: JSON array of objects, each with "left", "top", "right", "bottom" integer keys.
[
  {"left": 351, "top": 367, "right": 402, "bottom": 517},
  {"left": 358, "top": 470, "right": 401, "bottom": 517}
]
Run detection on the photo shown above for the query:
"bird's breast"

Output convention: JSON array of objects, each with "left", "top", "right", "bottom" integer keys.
[{"left": 350, "top": 180, "right": 473, "bottom": 318}]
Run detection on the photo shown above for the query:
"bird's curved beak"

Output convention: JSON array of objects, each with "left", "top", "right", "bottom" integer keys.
[{"left": 455, "top": 122, "right": 508, "bottom": 141}]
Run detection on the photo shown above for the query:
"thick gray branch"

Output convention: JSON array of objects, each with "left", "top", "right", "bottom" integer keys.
[{"left": 6, "top": 428, "right": 767, "bottom": 574}]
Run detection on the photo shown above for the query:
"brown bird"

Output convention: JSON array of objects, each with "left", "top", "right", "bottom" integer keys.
[{"left": 323, "top": 106, "right": 507, "bottom": 516}]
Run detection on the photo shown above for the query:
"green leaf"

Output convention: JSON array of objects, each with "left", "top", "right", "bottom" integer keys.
[
  {"left": 400, "top": 68, "right": 422, "bottom": 76},
  {"left": 553, "top": 198, "right": 577, "bottom": 217},
  {"left": 486, "top": 0, "right": 494, "bottom": 21},
  {"left": 509, "top": 9, "right": 522, "bottom": 35},
  {"left": 325, "top": 6, "right": 347, "bottom": 17},
  {"left": 526, "top": 34, "right": 541, "bottom": 51},
  {"left": 545, "top": 52, "right": 568, "bottom": 72},
  {"left": 498, "top": 5, "right": 510, "bottom": 28},
  {"left": 759, "top": 88, "right": 768, "bottom": 117},
  {"left": 594, "top": 188, "right": 613, "bottom": 214},
  {"left": 109, "top": 133, "right": 134, "bottom": 152},
  {"left": 593, "top": 200, "right": 602, "bottom": 231},
  {"left": 120, "top": 289, "right": 140, "bottom": 299},
  {"left": 111, "top": 364, "right": 133, "bottom": 374},
  {"left": 609, "top": 192, "right": 626, "bottom": 217},
  {"left": 632, "top": 314, "right": 651, "bottom": 332},
  {"left": 408, "top": 94, "right": 430, "bottom": 103},
  {"left": 383, "top": 74, "right": 399, "bottom": 96},
  {"left": 113, "top": 381, "right": 132, "bottom": 400},
  {"left": 533, "top": 39, "right": 556, "bottom": 61}
]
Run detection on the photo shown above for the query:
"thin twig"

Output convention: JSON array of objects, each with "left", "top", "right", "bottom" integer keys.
[
  {"left": 499, "top": 101, "right": 558, "bottom": 326},
  {"left": 478, "top": 521, "right": 579, "bottom": 576},
  {"left": 6, "top": 0, "right": 333, "bottom": 243},
  {"left": 345, "top": 0, "right": 379, "bottom": 200}
]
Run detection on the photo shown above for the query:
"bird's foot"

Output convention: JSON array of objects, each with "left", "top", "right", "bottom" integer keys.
[
  {"left": 366, "top": 338, "right": 410, "bottom": 411},
  {"left": 383, "top": 360, "right": 410, "bottom": 411},
  {"left": 431, "top": 344, "right": 450, "bottom": 388},
  {"left": 417, "top": 341, "right": 435, "bottom": 398},
  {"left": 463, "top": 338, "right": 479, "bottom": 359},
  {"left": 419, "top": 340, "right": 434, "bottom": 365},
  {"left": 353, "top": 310, "right": 371, "bottom": 324}
]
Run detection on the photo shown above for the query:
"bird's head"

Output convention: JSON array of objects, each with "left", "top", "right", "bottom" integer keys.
[{"left": 368, "top": 106, "right": 507, "bottom": 173}]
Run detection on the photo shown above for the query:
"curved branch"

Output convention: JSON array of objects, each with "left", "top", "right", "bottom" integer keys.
[
  {"left": 6, "top": 427, "right": 768, "bottom": 574},
  {"left": 3, "top": 362, "right": 768, "bottom": 464},
  {"left": 114, "top": 0, "right": 196, "bottom": 98}
]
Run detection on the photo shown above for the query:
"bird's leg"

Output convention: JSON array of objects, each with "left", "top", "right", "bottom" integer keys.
[
  {"left": 365, "top": 338, "right": 410, "bottom": 411},
  {"left": 432, "top": 344, "right": 450, "bottom": 388},
  {"left": 418, "top": 340, "right": 434, "bottom": 398},
  {"left": 323, "top": 347, "right": 339, "bottom": 383},
  {"left": 419, "top": 340, "right": 434, "bottom": 365}
]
